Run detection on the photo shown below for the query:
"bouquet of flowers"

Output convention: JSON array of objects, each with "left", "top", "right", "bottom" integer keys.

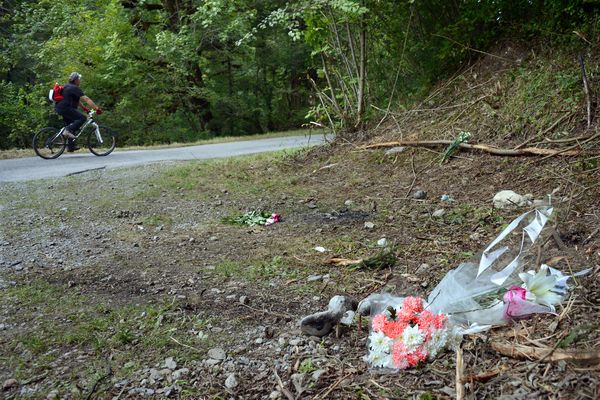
[
  {"left": 363, "top": 206, "right": 590, "bottom": 370},
  {"left": 366, "top": 296, "right": 456, "bottom": 370}
]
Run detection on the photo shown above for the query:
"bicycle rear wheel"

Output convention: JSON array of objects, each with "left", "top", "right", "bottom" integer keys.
[
  {"left": 33, "top": 127, "right": 66, "bottom": 159},
  {"left": 87, "top": 125, "right": 116, "bottom": 156}
]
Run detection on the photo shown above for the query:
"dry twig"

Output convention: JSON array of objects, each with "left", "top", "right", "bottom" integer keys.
[
  {"left": 317, "top": 372, "right": 353, "bottom": 399},
  {"left": 456, "top": 345, "right": 465, "bottom": 400}
]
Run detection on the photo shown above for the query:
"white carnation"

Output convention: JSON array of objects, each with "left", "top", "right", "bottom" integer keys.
[
  {"left": 368, "top": 331, "right": 393, "bottom": 354},
  {"left": 401, "top": 324, "right": 425, "bottom": 350}
]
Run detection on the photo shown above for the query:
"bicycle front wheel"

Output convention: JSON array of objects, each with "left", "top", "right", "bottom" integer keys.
[
  {"left": 87, "top": 125, "right": 116, "bottom": 156},
  {"left": 33, "top": 127, "right": 66, "bottom": 159}
]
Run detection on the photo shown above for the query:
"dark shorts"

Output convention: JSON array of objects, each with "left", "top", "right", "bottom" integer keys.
[{"left": 56, "top": 107, "right": 86, "bottom": 132}]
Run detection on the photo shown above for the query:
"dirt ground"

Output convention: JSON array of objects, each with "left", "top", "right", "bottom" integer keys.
[{"left": 0, "top": 135, "right": 599, "bottom": 399}]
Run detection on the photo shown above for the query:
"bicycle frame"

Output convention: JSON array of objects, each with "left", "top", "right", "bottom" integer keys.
[{"left": 50, "top": 110, "right": 104, "bottom": 145}]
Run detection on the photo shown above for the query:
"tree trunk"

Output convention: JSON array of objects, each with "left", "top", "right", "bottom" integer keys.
[{"left": 355, "top": 2, "right": 367, "bottom": 128}]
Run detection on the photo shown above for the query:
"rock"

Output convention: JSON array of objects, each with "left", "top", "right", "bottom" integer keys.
[
  {"left": 306, "top": 274, "right": 322, "bottom": 282},
  {"left": 46, "top": 389, "right": 59, "bottom": 399},
  {"left": 225, "top": 373, "right": 239, "bottom": 389},
  {"left": 307, "top": 202, "right": 317, "bottom": 209},
  {"left": 3, "top": 379, "right": 18, "bottom": 390},
  {"left": 209, "top": 236, "right": 218, "bottom": 241},
  {"left": 413, "top": 190, "right": 427, "bottom": 199},
  {"left": 239, "top": 295, "right": 249, "bottom": 305},
  {"left": 416, "top": 263, "right": 430, "bottom": 274},
  {"left": 289, "top": 338, "right": 303, "bottom": 346},
  {"left": 149, "top": 368, "right": 163, "bottom": 382},
  {"left": 300, "top": 295, "right": 358, "bottom": 337},
  {"left": 205, "top": 359, "right": 221, "bottom": 367},
  {"left": 385, "top": 146, "right": 406, "bottom": 156},
  {"left": 127, "top": 388, "right": 154, "bottom": 396},
  {"left": 432, "top": 209, "right": 446, "bottom": 218},
  {"left": 291, "top": 373, "right": 306, "bottom": 394},
  {"left": 344, "top": 199, "right": 354, "bottom": 206},
  {"left": 377, "top": 238, "right": 387, "bottom": 246},
  {"left": 208, "top": 348, "right": 226, "bottom": 360},
  {"left": 470, "top": 232, "right": 481, "bottom": 241},
  {"left": 340, "top": 310, "right": 355, "bottom": 326},
  {"left": 492, "top": 190, "right": 532, "bottom": 209},
  {"left": 311, "top": 369, "right": 327, "bottom": 382},
  {"left": 364, "top": 221, "right": 375, "bottom": 229},
  {"left": 172, "top": 368, "right": 189, "bottom": 380},
  {"left": 269, "top": 390, "right": 282, "bottom": 399}
]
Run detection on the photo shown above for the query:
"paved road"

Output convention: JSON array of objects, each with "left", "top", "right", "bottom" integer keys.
[{"left": 0, "top": 134, "right": 330, "bottom": 183}]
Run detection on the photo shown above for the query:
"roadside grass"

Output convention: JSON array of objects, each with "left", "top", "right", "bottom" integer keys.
[
  {"left": 0, "top": 128, "right": 327, "bottom": 160},
  {"left": 1, "top": 279, "right": 216, "bottom": 383},
  {"left": 144, "top": 148, "right": 311, "bottom": 202},
  {"left": 212, "top": 256, "right": 301, "bottom": 283}
]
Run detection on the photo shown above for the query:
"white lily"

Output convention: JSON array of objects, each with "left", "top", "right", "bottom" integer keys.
[{"left": 518, "top": 265, "right": 564, "bottom": 310}]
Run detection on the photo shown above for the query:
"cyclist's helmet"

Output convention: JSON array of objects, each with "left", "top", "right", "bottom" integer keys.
[{"left": 68, "top": 72, "right": 82, "bottom": 83}]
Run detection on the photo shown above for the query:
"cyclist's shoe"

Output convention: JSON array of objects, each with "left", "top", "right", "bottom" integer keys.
[
  {"left": 67, "top": 145, "right": 81, "bottom": 152},
  {"left": 62, "top": 130, "right": 76, "bottom": 139}
]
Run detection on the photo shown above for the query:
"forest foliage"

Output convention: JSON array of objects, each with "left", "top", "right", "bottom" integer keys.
[{"left": 0, "top": 0, "right": 598, "bottom": 149}]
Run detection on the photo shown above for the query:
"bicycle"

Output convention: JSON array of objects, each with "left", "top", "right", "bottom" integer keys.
[{"left": 32, "top": 110, "right": 117, "bottom": 159}]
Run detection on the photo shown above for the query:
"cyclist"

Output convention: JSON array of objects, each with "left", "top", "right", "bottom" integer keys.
[{"left": 55, "top": 72, "right": 102, "bottom": 152}]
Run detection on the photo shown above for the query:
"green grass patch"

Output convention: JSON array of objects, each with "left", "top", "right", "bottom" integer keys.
[{"left": 213, "top": 256, "right": 299, "bottom": 282}]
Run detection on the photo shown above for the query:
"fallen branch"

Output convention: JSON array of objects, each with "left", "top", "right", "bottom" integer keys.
[
  {"left": 491, "top": 341, "right": 600, "bottom": 364},
  {"left": 361, "top": 140, "right": 599, "bottom": 157}
]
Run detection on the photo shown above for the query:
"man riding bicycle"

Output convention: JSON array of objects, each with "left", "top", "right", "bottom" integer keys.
[{"left": 55, "top": 72, "right": 102, "bottom": 152}]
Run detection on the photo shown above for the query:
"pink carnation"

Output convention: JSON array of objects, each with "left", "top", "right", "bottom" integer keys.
[
  {"left": 391, "top": 341, "right": 410, "bottom": 369},
  {"left": 397, "top": 307, "right": 416, "bottom": 325},
  {"left": 417, "top": 310, "right": 447, "bottom": 336},
  {"left": 406, "top": 346, "right": 428, "bottom": 366},
  {"left": 382, "top": 319, "right": 407, "bottom": 340},
  {"left": 402, "top": 296, "right": 424, "bottom": 313},
  {"left": 371, "top": 313, "right": 387, "bottom": 332}
]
